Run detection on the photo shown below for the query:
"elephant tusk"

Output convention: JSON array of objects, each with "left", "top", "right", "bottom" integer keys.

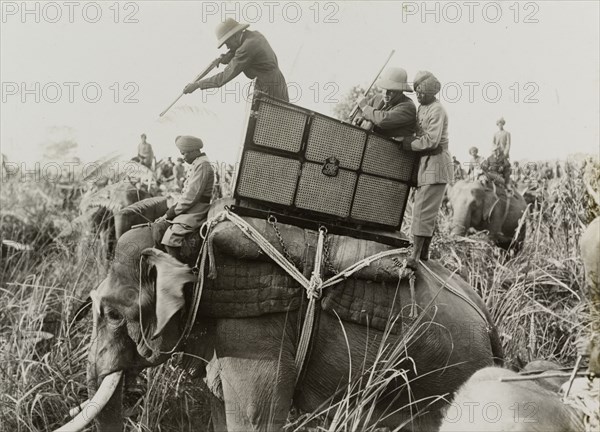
[
  {"left": 68, "top": 400, "right": 90, "bottom": 417},
  {"left": 53, "top": 371, "right": 123, "bottom": 432}
]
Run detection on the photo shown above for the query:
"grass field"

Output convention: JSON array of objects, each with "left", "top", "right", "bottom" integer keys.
[{"left": 0, "top": 160, "right": 597, "bottom": 431}]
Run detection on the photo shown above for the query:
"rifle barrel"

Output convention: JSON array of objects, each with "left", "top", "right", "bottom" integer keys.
[
  {"left": 349, "top": 50, "right": 395, "bottom": 122},
  {"left": 159, "top": 53, "right": 228, "bottom": 117}
]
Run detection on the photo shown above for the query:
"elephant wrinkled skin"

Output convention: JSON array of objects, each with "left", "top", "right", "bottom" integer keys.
[
  {"left": 438, "top": 366, "right": 586, "bottom": 432},
  {"left": 448, "top": 179, "right": 527, "bottom": 249},
  {"left": 87, "top": 225, "right": 502, "bottom": 432}
]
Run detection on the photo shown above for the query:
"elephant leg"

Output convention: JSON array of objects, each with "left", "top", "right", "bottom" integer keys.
[
  {"left": 214, "top": 315, "right": 297, "bottom": 432},
  {"left": 208, "top": 392, "right": 228, "bottom": 432}
]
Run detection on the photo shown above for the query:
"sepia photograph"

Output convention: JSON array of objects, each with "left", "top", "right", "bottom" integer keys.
[{"left": 1, "top": 1, "right": 599, "bottom": 431}]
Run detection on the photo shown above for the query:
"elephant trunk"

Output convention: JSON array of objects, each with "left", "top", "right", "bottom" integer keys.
[
  {"left": 451, "top": 205, "right": 471, "bottom": 236},
  {"left": 86, "top": 335, "right": 125, "bottom": 432}
]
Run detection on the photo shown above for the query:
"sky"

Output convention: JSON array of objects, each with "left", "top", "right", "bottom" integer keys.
[{"left": 1, "top": 0, "right": 599, "bottom": 166}]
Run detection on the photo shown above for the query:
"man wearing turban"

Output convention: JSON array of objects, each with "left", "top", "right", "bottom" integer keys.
[
  {"left": 159, "top": 135, "right": 214, "bottom": 261},
  {"left": 399, "top": 71, "right": 453, "bottom": 270},
  {"left": 467, "top": 146, "right": 485, "bottom": 177},
  {"left": 183, "top": 18, "right": 289, "bottom": 102},
  {"left": 137, "top": 133, "right": 155, "bottom": 170},
  {"left": 493, "top": 117, "right": 511, "bottom": 160}
]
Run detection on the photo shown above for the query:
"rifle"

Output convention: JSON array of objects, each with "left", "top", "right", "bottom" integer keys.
[
  {"left": 348, "top": 50, "right": 395, "bottom": 124},
  {"left": 159, "top": 52, "right": 230, "bottom": 117}
]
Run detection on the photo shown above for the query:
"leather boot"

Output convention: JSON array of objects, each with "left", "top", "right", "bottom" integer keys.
[
  {"left": 406, "top": 235, "right": 427, "bottom": 270},
  {"left": 420, "top": 236, "right": 432, "bottom": 261},
  {"left": 165, "top": 246, "right": 183, "bottom": 262}
]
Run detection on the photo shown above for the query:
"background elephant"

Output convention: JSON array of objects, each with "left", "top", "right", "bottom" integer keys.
[
  {"left": 78, "top": 181, "right": 153, "bottom": 256},
  {"left": 447, "top": 179, "right": 527, "bottom": 249},
  {"left": 437, "top": 366, "right": 587, "bottom": 432},
  {"left": 83, "top": 221, "right": 503, "bottom": 432}
]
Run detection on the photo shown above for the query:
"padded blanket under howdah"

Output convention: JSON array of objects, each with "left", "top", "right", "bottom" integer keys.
[
  {"left": 209, "top": 217, "right": 407, "bottom": 282},
  {"left": 200, "top": 251, "right": 409, "bottom": 333}
]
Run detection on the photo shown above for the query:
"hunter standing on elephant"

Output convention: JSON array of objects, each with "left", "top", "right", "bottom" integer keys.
[
  {"left": 183, "top": 18, "right": 289, "bottom": 102},
  {"left": 492, "top": 117, "right": 511, "bottom": 160},
  {"left": 354, "top": 66, "right": 416, "bottom": 138},
  {"left": 158, "top": 135, "right": 214, "bottom": 261},
  {"left": 399, "top": 71, "right": 453, "bottom": 269}
]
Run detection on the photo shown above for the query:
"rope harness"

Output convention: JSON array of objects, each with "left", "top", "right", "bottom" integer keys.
[{"left": 139, "top": 206, "right": 490, "bottom": 379}]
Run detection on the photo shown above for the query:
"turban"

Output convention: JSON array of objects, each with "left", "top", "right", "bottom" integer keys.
[
  {"left": 497, "top": 117, "right": 506, "bottom": 125},
  {"left": 413, "top": 71, "right": 441, "bottom": 96},
  {"left": 175, "top": 135, "right": 203, "bottom": 151}
]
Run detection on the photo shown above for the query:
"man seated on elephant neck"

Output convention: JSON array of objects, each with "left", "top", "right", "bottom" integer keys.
[
  {"left": 157, "top": 135, "right": 215, "bottom": 261},
  {"left": 480, "top": 147, "right": 512, "bottom": 191}
]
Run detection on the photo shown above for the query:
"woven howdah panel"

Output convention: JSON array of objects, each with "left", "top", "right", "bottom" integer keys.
[
  {"left": 351, "top": 176, "right": 409, "bottom": 227},
  {"left": 362, "top": 135, "right": 416, "bottom": 182},
  {"left": 254, "top": 101, "right": 307, "bottom": 153},
  {"left": 236, "top": 151, "right": 300, "bottom": 206},
  {"left": 295, "top": 162, "right": 357, "bottom": 218},
  {"left": 305, "top": 116, "right": 366, "bottom": 170}
]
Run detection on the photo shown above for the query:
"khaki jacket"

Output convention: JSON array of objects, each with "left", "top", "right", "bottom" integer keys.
[
  {"left": 198, "top": 31, "right": 289, "bottom": 102},
  {"left": 409, "top": 99, "right": 453, "bottom": 186},
  {"left": 171, "top": 155, "right": 214, "bottom": 229}
]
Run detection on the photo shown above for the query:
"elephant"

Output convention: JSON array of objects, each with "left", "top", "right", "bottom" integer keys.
[
  {"left": 66, "top": 212, "right": 504, "bottom": 432},
  {"left": 78, "top": 181, "right": 153, "bottom": 256},
  {"left": 447, "top": 179, "right": 527, "bottom": 249},
  {"left": 437, "top": 366, "right": 587, "bottom": 432}
]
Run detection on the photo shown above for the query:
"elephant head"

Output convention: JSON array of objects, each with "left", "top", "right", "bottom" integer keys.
[
  {"left": 83, "top": 227, "right": 200, "bottom": 431},
  {"left": 448, "top": 180, "right": 496, "bottom": 237},
  {"left": 438, "top": 366, "right": 587, "bottom": 432},
  {"left": 448, "top": 180, "right": 527, "bottom": 250}
]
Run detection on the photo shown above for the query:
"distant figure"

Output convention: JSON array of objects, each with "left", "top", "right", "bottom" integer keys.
[
  {"left": 541, "top": 161, "right": 554, "bottom": 180},
  {"left": 481, "top": 146, "right": 512, "bottom": 188},
  {"left": 555, "top": 160, "right": 563, "bottom": 178},
  {"left": 173, "top": 157, "right": 186, "bottom": 190},
  {"left": 467, "top": 146, "right": 484, "bottom": 176},
  {"left": 511, "top": 161, "right": 523, "bottom": 183},
  {"left": 137, "top": 133, "right": 155, "bottom": 169},
  {"left": 160, "top": 157, "right": 174, "bottom": 180},
  {"left": 452, "top": 156, "right": 464, "bottom": 180},
  {"left": 184, "top": 18, "right": 289, "bottom": 101},
  {"left": 492, "top": 117, "right": 511, "bottom": 160}
]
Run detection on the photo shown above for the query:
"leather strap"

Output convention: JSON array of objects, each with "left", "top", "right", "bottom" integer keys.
[{"left": 419, "top": 145, "right": 444, "bottom": 156}]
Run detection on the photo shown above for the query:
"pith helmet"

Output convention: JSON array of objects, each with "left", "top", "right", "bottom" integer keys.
[
  {"left": 377, "top": 67, "right": 413, "bottom": 92},
  {"left": 215, "top": 18, "right": 249, "bottom": 48}
]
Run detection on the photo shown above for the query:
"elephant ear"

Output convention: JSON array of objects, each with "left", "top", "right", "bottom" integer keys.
[{"left": 141, "top": 248, "right": 196, "bottom": 338}]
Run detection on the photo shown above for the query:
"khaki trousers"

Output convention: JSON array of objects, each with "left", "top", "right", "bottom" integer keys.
[{"left": 411, "top": 184, "right": 447, "bottom": 236}]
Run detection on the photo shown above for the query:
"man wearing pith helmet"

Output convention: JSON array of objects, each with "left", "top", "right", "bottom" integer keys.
[
  {"left": 399, "top": 71, "right": 453, "bottom": 270},
  {"left": 354, "top": 67, "right": 416, "bottom": 139},
  {"left": 159, "top": 135, "right": 214, "bottom": 261},
  {"left": 183, "top": 18, "right": 289, "bottom": 102}
]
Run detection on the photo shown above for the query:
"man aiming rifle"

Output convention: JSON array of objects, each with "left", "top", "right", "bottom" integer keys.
[{"left": 183, "top": 18, "right": 289, "bottom": 102}]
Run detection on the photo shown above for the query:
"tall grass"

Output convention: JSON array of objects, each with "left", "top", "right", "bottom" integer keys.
[{"left": 1, "top": 160, "right": 597, "bottom": 430}]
